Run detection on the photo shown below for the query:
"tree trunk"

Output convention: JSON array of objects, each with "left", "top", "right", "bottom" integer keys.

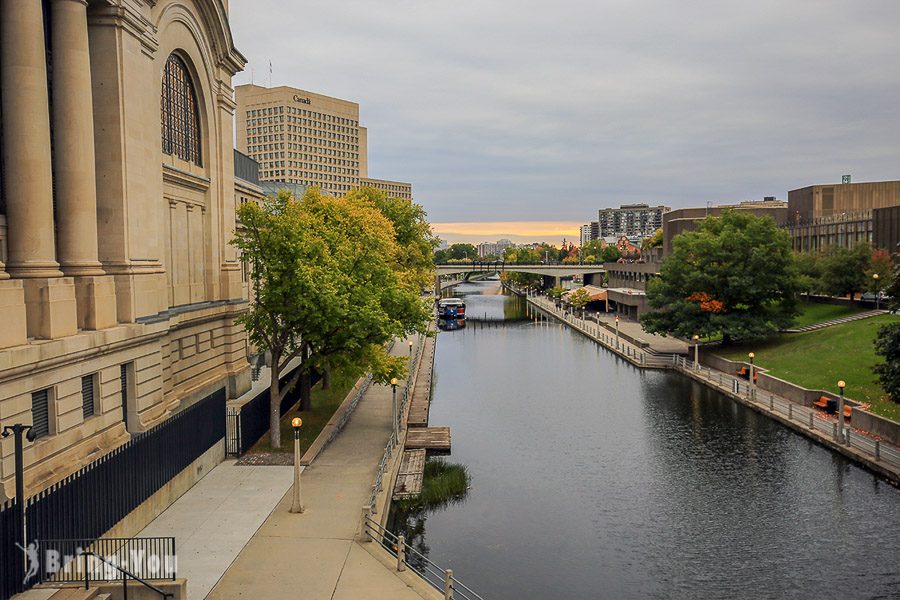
[
  {"left": 722, "top": 333, "right": 733, "bottom": 346},
  {"left": 269, "top": 357, "right": 282, "bottom": 449},
  {"left": 322, "top": 368, "right": 330, "bottom": 390},
  {"left": 299, "top": 369, "right": 312, "bottom": 412}
]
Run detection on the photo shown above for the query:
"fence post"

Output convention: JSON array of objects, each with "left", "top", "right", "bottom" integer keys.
[
  {"left": 833, "top": 422, "right": 838, "bottom": 441},
  {"left": 397, "top": 534, "right": 406, "bottom": 571},
  {"left": 788, "top": 404, "right": 793, "bottom": 420},
  {"left": 875, "top": 441, "right": 880, "bottom": 462},
  {"left": 359, "top": 506, "right": 372, "bottom": 542},
  {"left": 809, "top": 412, "right": 814, "bottom": 430},
  {"left": 769, "top": 395, "right": 774, "bottom": 411},
  {"left": 444, "top": 569, "right": 454, "bottom": 600}
]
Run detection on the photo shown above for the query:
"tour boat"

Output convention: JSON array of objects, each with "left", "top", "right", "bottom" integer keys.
[{"left": 438, "top": 298, "right": 466, "bottom": 318}]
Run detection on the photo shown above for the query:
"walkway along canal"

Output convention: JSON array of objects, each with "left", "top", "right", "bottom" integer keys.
[{"left": 390, "top": 278, "right": 900, "bottom": 600}]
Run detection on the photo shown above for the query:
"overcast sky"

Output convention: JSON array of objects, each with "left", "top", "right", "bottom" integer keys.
[{"left": 230, "top": 0, "right": 900, "bottom": 241}]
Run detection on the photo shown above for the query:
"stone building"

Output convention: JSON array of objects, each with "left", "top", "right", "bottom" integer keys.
[{"left": 0, "top": 0, "right": 250, "bottom": 499}]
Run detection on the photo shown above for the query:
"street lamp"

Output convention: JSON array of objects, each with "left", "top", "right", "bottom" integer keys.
[
  {"left": 1, "top": 424, "right": 35, "bottom": 557},
  {"left": 748, "top": 352, "right": 755, "bottom": 398},
  {"left": 408, "top": 339, "right": 414, "bottom": 358},
  {"left": 873, "top": 273, "right": 880, "bottom": 310},
  {"left": 692, "top": 335, "right": 700, "bottom": 369},
  {"left": 837, "top": 380, "right": 846, "bottom": 442},
  {"left": 390, "top": 377, "right": 399, "bottom": 444},
  {"left": 290, "top": 417, "right": 304, "bottom": 513},
  {"left": 615, "top": 315, "right": 620, "bottom": 349}
]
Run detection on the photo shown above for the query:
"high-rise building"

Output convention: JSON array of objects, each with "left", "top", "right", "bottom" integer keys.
[
  {"left": 235, "top": 84, "right": 413, "bottom": 200},
  {"left": 597, "top": 204, "right": 669, "bottom": 238},
  {"left": 580, "top": 222, "right": 599, "bottom": 247}
]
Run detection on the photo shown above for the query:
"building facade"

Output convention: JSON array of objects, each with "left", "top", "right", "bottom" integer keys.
[
  {"left": 784, "top": 181, "right": 900, "bottom": 252},
  {"left": 0, "top": 0, "right": 250, "bottom": 499},
  {"left": 598, "top": 204, "right": 669, "bottom": 239},
  {"left": 662, "top": 199, "right": 788, "bottom": 256},
  {"left": 580, "top": 222, "right": 599, "bottom": 247},
  {"left": 235, "top": 84, "right": 413, "bottom": 201}
]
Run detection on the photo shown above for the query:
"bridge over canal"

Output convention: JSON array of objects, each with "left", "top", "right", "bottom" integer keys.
[{"left": 435, "top": 261, "right": 607, "bottom": 290}]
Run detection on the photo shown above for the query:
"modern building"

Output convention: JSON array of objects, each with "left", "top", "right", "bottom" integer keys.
[
  {"left": 598, "top": 204, "right": 669, "bottom": 239},
  {"left": 784, "top": 180, "right": 900, "bottom": 252},
  {"left": 662, "top": 199, "right": 788, "bottom": 255},
  {"left": 580, "top": 222, "right": 599, "bottom": 247},
  {"left": 477, "top": 239, "right": 515, "bottom": 258},
  {"left": 0, "top": 0, "right": 250, "bottom": 499},
  {"left": 235, "top": 84, "right": 413, "bottom": 200},
  {"left": 873, "top": 206, "right": 900, "bottom": 256}
]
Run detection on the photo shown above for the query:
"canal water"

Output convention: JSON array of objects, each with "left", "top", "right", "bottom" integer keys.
[{"left": 392, "top": 279, "right": 900, "bottom": 600}]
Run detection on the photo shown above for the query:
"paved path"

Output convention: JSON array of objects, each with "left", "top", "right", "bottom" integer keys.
[
  {"left": 783, "top": 309, "right": 887, "bottom": 333},
  {"left": 137, "top": 460, "right": 295, "bottom": 600},
  {"left": 206, "top": 337, "right": 439, "bottom": 600}
]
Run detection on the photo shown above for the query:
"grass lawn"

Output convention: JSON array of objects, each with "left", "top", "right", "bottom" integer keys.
[
  {"left": 718, "top": 313, "right": 900, "bottom": 422},
  {"left": 250, "top": 367, "right": 362, "bottom": 454},
  {"left": 792, "top": 300, "right": 865, "bottom": 329}
]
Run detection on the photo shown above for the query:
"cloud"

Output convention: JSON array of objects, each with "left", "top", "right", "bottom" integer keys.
[{"left": 229, "top": 0, "right": 900, "bottom": 224}]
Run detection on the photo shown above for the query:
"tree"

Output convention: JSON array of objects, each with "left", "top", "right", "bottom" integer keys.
[
  {"left": 821, "top": 242, "right": 871, "bottom": 300},
  {"left": 568, "top": 288, "right": 591, "bottom": 310},
  {"left": 640, "top": 210, "right": 799, "bottom": 343},
  {"left": 234, "top": 189, "right": 429, "bottom": 448},
  {"left": 548, "top": 286, "right": 566, "bottom": 300},
  {"left": 873, "top": 322, "right": 900, "bottom": 403},
  {"left": 445, "top": 243, "right": 477, "bottom": 261},
  {"left": 599, "top": 245, "right": 621, "bottom": 263},
  {"left": 886, "top": 260, "right": 900, "bottom": 313},
  {"left": 866, "top": 248, "right": 892, "bottom": 294},
  {"left": 795, "top": 251, "right": 823, "bottom": 295}
]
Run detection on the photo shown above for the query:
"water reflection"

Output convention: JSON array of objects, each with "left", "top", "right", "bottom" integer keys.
[{"left": 397, "top": 280, "right": 900, "bottom": 600}]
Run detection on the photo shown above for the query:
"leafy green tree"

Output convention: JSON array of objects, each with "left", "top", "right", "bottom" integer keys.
[
  {"left": 599, "top": 245, "right": 621, "bottom": 263},
  {"left": 235, "top": 189, "right": 429, "bottom": 448},
  {"left": 446, "top": 243, "right": 477, "bottom": 261},
  {"left": 568, "top": 288, "right": 591, "bottom": 310},
  {"left": 886, "top": 260, "right": 900, "bottom": 312},
  {"left": 643, "top": 228, "right": 663, "bottom": 250},
  {"left": 874, "top": 322, "right": 900, "bottom": 403},
  {"left": 866, "top": 248, "right": 893, "bottom": 294},
  {"left": 548, "top": 286, "right": 566, "bottom": 300},
  {"left": 821, "top": 242, "right": 871, "bottom": 300},
  {"left": 640, "top": 210, "right": 799, "bottom": 344},
  {"left": 795, "top": 251, "right": 823, "bottom": 295}
]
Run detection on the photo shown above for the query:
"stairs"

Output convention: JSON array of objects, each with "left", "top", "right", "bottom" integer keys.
[
  {"left": 46, "top": 588, "right": 111, "bottom": 600},
  {"left": 783, "top": 309, "right": 887, "bottom": 333}
]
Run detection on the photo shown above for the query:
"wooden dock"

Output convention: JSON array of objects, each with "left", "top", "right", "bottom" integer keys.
[
  {"left": 405, "top": 427, "right": 451, "bottom": 454},
  {"left": 406, "top": 335, "right": 435, "bottom": 427},
  {"left": 392, "top": 449, "right": 426, "bottom": 500}
]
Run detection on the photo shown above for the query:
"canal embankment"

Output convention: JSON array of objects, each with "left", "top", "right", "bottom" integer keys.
[{"left": 514, "top": 285, "right": 900, "bottom": 485}]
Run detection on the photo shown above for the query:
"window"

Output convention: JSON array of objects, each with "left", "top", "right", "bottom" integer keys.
[
  {"left": 120, "top": 363, "right": 132, "bottom": 432},
  {"left": 31, "top": 389, "right": 51, "bottom": 439},
  {"left": 161, "top": 54, "right": 202, "bottom": 165},
  {"left": 82, "top": 374, "right": 97, "bottom": 419}
]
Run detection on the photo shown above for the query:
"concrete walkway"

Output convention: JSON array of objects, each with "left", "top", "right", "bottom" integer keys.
[
  {"left": 137, "top": 460, "right": 296, "bottom": 600},
  {"left": 206, "top": 337, "right": 439, "bottom": 600}
]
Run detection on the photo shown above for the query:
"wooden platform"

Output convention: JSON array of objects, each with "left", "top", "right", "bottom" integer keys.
[
  {"left": 405, "top": 427, "right": 451, "bottom": 454},
  {"left": 392, "top": 449, "right": 426, "bottom": 500},
  {"left": 406, "top": 336, "right": 434, "bottom": 427}
]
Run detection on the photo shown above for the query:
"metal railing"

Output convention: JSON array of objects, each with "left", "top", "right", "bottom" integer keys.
[
  {"left": 325, "top": 375, "right": 374, "bottom": 448},
  {"left": 363, "top": 516, "right": 484, "bottom": 600},
  {"left": 366, "top": 333, "right": 426, "bottom": 514},
  {"left": 80, "top": 551, "right": 173, "bottom": 599},
  {"left": 672, "top": 356, "right": 900, "bottom": 472},
  {"left": 36, "top": 537, "right": 176, "bottom": 585}
]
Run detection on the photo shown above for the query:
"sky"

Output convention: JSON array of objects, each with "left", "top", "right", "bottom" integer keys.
[{"left": 229, "top": 0, "right": 900, "bottom": 245}]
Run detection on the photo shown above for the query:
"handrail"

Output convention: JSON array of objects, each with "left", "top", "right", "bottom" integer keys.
[
  {"left": 364, "top": 516, "right": 486, "bottom": 600},
  {"left": 81, "top": 550, "right": 173, "bottom": 598}
]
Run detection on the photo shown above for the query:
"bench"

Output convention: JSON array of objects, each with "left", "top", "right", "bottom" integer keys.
[
  {"left": 813, "top": 396, "right": 829, "bottom": 409},
  {"left": 843, "top": 405, "right": 853, "bottom": 420}
]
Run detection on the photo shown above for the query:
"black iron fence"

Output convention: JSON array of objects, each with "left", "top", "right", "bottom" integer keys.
[
  {"left": 227, "top": 364, "right": 320, "bottom": 456},
  {"left": 0, "top": 388, "right": 225, "bottom": 599}
]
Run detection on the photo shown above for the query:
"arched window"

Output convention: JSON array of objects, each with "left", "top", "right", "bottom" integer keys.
[{"left": 160, "top": 54, "right": 202, "bottom": 165}]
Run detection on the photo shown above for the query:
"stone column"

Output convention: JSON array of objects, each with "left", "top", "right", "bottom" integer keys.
[
  {"left": 50, "top": 0, "right": 116, "bottom": 330},
  {"left": 0, "top": 0, "right": 76, "bottom": 339},
  {"left": 0, "top": 0, "right": 61, "bottom": 278}
]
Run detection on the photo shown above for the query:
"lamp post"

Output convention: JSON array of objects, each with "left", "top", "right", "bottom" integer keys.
[
  {"left": 615, "top": 315, "right": 620, "bottom": 349},
  {"left": 1, "top": 424, "right": 34, "bottom": 558},
  {"left": 748, "top": 352, "right": 755, "bottom": 399},
  {"left": 873, "top": 273, "right": 880, "bottom": 310},
  {"left": 390, "top": 377, "right": 399, "bottom": 444},
  {"left": 692, "top": 335, "right": 700, "bottom": 369},
  {"left": 837, "top": 380, "right": 846, "bottom": 442},
  {"left": 290, "top": 417, "right": 304, "bottom": 513},
  {"left": 408, "top": 339, "right": 413, "bottom": 358}
]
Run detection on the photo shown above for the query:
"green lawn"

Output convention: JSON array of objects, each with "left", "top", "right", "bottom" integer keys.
[
  {"left": 791, "top": 300, "right": 864, "bottom": 329},
  {"left": 718, "top": 314, "right": 900, "bottom": 422},
  {"left": 251, "top": 367, "right": 361, "bottom": 454}
]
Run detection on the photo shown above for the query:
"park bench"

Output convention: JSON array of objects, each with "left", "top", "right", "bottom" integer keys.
[
  {"left": 736, "top": 367, "right": 758, "bottom": 383},
  {"left": 813, "top": 396, "right": 829, "bottom": 409}
]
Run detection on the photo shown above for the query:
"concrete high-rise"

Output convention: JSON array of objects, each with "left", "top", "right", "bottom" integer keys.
[{"left": 235, "top": 84, "right": 412, "bottom": 200}]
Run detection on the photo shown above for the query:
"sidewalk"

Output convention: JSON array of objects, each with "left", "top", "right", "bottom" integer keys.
[{"left": 206, "top": 336, "right": 439, "bottom": 600}]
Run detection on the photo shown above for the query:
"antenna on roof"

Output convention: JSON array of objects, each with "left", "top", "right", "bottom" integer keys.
[
  {"left": 268, "top": 60, "right": 273, "bottom": 87},
  {"left": 250, "top": 67, "right": 254, "bottom": 85}
]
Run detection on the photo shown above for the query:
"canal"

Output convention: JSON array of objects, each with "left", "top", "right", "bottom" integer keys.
[{"left": 392, "top": 279, "right": 900, "bottom": 600}]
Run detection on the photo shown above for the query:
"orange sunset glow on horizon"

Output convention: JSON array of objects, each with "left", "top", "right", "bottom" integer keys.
[{"left": 431, "top": 221, "right": 582, "bottom": 246}]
